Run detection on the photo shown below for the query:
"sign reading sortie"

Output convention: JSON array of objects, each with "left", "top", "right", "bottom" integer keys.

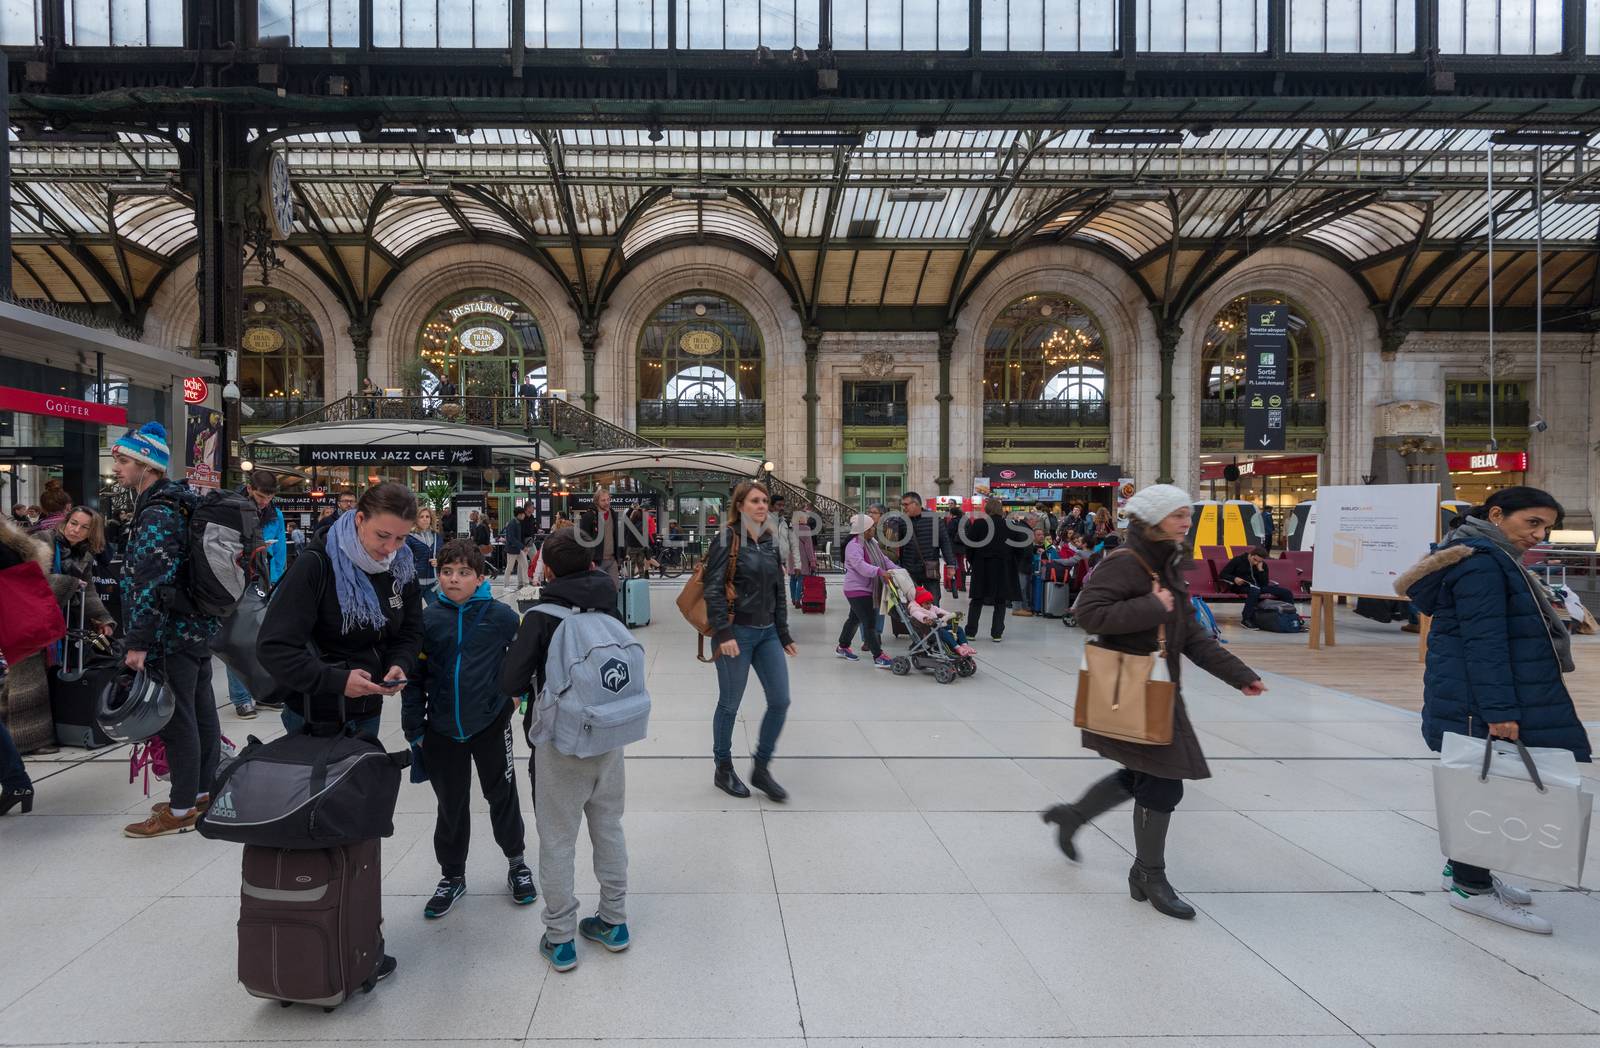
[{"left": 0, "top": 385, "right": 128, "bottom": 427}]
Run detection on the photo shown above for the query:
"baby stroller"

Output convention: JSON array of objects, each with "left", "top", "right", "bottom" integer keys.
[{"left": 881, "top": 569, "right": 976, "bottom": 684}]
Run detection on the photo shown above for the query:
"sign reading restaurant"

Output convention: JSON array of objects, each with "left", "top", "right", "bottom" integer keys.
[
  {"left": 447, "top": 300, "right": 515, "bottom": 323},
  {"left": 299, "top": 445, "right": 491, "bottom": 468}
]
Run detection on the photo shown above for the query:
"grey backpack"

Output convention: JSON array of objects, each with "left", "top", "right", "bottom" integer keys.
[{"left": 529, "top": 604, "right": 651, "bottom": 758}]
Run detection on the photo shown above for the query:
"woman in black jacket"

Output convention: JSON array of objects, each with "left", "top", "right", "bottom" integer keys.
[
  {"left": 961, "top": 497, "right": 1030, "bottom": 642},
  {"left": 257, "top": 482, "right": 424, "bottom": 735},
  {"left": 703, "top": 480, "right": 797, "bottom": 801}
]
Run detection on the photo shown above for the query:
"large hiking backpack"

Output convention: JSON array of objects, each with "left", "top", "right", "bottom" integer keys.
[
  {"left": 146, "top": 486, "right": 266, "bottom": 617},
  {"left": 529, "top": 604, "right": 651, "bottom": 758}
]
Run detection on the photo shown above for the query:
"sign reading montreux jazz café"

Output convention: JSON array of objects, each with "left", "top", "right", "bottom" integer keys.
[
  {"left": 299, "top": 445, "right": 490, "bottom": 468},
  {"left": 1244, "top": 304, "right": 1289, "bottom": 451}
]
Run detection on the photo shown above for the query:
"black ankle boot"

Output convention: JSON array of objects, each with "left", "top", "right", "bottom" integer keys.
[
  {"left": 713, "top": 759, "right": 750, "bottom": 799},
  {"left": 1128, "top": 805, "right": 1194, "bottom": 920},
  {"left": 749, "top": 760, "right": 787, "bottom": 803},
  {"left": 0, "top": 785, "right": 35, "bottom": 816},
  {"left": 1040, "top": 772, "right": 1131, "bottom": 861}
]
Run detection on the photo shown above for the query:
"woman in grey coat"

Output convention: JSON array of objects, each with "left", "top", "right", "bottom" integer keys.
[{"left": 1042, "top": 484, "right": 1266, "bottom": 919}]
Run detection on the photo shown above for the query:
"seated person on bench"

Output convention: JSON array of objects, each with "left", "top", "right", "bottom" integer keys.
[{"left": 1217, "top": 546, "right": 1297, "bottom": 630}]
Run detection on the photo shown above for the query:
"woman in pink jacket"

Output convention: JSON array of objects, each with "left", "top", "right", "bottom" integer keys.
[{"left": 836, "top": 513, "right": 893, "bottom": 669}]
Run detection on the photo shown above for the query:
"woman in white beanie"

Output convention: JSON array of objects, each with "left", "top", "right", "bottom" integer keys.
[{"left": 1041, "top": 483, "right": 1266, "bottom": 919}]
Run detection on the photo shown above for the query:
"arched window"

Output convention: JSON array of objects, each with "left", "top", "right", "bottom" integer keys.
[
  {"left": 1201, "top": 293, "right": 1323, "bottom": 426},
  {"left": 637, "top": 291, "right": 762, "bottom": 427},
  {"left": 414, "top": 289, "right": 547, "bottom": 417},
  {"left": 984, "top": 293, "right": 1107, "bottom": 426},
  {"left": 237, "top": 288, "right": 324, "bottom": 402}
]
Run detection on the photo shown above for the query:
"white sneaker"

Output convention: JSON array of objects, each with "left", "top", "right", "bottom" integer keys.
[
  {"left": 1448, "top": 887, "right": 1552, "bottom": 934},
  {"left": 1440, "top": 865, "right": 1534, "bottom": 906}
]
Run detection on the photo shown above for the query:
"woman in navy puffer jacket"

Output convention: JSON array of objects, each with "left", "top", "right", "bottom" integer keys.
[{"left": 1398, "top": 486, "right": 1588, "bottom": 936}]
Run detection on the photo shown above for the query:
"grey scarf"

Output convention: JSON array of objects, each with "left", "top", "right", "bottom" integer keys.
[{"left": 1454, "top": 516, "right": 1574, "bottom": 673}]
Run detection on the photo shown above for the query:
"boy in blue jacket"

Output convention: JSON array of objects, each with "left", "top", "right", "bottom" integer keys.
[{"left": 402, "top": 539, "right": 535, "bottom": 919}]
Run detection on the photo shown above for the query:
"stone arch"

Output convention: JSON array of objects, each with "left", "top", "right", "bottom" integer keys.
[
  {"left": 1181, "top": 247, "right": 1379, "bottom": 489},
  {"left": 141, "top": 254, "right": 351, "bottom": 393},
  {"left": 598, "top": 245, "right": 803, "bottom": 470},
  {"left": 954, "top": 244, "right": 1160, "bottom": 486},
  {"left": 367, "top": 244, "right": 581, "bottom": 394}
]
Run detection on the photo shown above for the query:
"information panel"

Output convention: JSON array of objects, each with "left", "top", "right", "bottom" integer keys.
[
  {"left": 1310, "top": 484, "right": 1440, "bottom": 599},
  {"left": 1244, "top": 303, "right": 1289, "bottom": 451}
]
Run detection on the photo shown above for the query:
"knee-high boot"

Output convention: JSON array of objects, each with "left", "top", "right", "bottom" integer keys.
[
  {"left": 1128, "top": 805, "right": 1195, "bottom": 920},
  {"left": 1040, "top": 772, "right": 1131, "bottom": 861}
]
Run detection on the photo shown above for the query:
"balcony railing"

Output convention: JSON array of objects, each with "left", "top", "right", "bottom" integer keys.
[
  {"left": 983, "top": 399, "right": 1109, "bottom": 428},
  {"left": 843, "top": 402, "right": 907, "bottom": 426},
  {"left": 636, "top": 399, "right": 765, "bottom": 427},
  {"left": 1201, "top": 399, "right": 1327, "bottom": 428},
  {"left": 242, "top": 397, "right": 323, "bottom": 423},
  {"left": 1445, "top": 399, "right": 1530, "bottom": 427}
]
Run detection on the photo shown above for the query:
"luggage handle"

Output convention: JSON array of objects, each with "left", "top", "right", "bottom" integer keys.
[{"left": 1479, "top": 734, "right": 1547, "bottom": 794}]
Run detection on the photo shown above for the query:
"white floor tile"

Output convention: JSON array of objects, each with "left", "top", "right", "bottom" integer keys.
[
  {"left": 763, "top": 810, "right": 971, "bottom": 893},
  {"left": 1097, "top": 810, "right": 1368, "bottom": 892},
  {"left": 926, "top": 811, "right": 1133, "bottom": 893},
  {"left": 883, "top": 756, "right": 1064, "bottom": 811},
  {"left": 856, "top": 719, "right": 1004, "bottom": 757},
  {"left": 1248, "top": 810, "right": 1450, "bottom": 891}
]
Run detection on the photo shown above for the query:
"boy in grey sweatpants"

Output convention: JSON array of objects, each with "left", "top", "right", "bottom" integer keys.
[{"left": 498, "top": 528, "right": 632, "bottom": 971}]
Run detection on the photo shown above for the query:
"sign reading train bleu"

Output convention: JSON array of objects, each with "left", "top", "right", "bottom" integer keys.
[
  {"left": 1244, "top": 304, "right": 1289, "bottom": 451},
  {"left": 984, "top": 464, "right": 1122, "bottom": 485},
  {"left": 299, "top": 446, "right": 490, "bottom": 467}
]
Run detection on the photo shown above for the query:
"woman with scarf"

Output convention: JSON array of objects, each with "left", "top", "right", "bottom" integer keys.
[
  {"left": 1398, "top": 486, "right": 1589, "bottom": 936},
  {"left": 1041, "top": 484, "right": 1264, "bottom": 920},
  {"left": 258, "top": 481, "right": 424, "bottom": 736},
  {"left": 407, "top": 506, "right": 443, "bottom": 594},
  {"left": 50, "top": 506, "right": 115, "bottom": 636}
]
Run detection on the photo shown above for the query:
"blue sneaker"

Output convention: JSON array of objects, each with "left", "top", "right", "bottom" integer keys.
[
  {"left": 423, "top": 876, "right": 466, "bottom": 919},
  {"left": 835, "top": 645, "right": 859, "bottom": 661},
  {"left": 578, "top": 915, "right": 631, "bottom": 952},
  {"left": 873, "top": 654, "right": 894, "bottom": 669},
  {"left": 540, "top": 935, "right": 578, "bottom": 972}
]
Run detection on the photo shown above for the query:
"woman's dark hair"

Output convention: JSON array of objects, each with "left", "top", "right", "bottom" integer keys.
[
  {"left": 540, "top": 527, "right": 592, "bottom": 578},
  {"left": 436, "top": 538, "right": 485, "bottom": 575},
  {"left": 40, "top": 480, "right": 72, "bottom": 515},
  {"left": 356, "top": 481, "right": 418, "bottom": 522},
  {"left": 1471, "top": 485, "right": 1563, "bottom": 526}
]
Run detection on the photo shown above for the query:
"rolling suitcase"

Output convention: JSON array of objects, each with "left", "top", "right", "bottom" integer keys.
[
  {"left": 801, "top": 574, "right": 826, "bottom": 614},
  {"left": 1044, "top": 581, "right": 1071, "bottom": 618},
  {"left": 49, "top": 591, "right": 117, "bottom": 749},
  {"left": 1031, "top": 575, "right": 1046, "bottom": 614},
  {"left": 238, "top": 839, "right": 386, "bottom": 1010},
  {"left": 623, "top": 576, "right": 651, "bottom": 627}
]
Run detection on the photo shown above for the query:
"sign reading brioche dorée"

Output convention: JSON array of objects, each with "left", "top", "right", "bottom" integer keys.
[
  {"left": 447, "top": 301, "right": 515, "bottom": 323},
  {"left": 298, "top": 445, "right": 490, "bottom": 468},
  {"left": 679, "top": 330, "right": 722, "bottom": 356},
  {"left": 0, "top": 385, "right": 128, "bottom": 426},
  {"left": 182, "top": 377, "right": 209, "bottom": 404},
  {"left": 985, "top": 463, "right": 1122, "bottom": 486}
]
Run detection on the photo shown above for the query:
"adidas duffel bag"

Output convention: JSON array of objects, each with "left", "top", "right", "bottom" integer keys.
[{"left": 197, "top": 728, "right": 410, "bottom": 849}]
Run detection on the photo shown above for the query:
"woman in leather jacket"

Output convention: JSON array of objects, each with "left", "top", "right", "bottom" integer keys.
[{"left": 702, "top": 480, "right": 797, "bottom": 802}]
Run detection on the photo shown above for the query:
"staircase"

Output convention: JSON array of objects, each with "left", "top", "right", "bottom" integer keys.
[{"left": 271, "top": 395, "right": 855, "bottom": 532}]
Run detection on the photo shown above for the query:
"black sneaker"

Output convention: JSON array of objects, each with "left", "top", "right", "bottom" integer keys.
[
  {"left": 1241, "top": 618, "right": 1261, "bottom": 631},
  {"left": 254, "top": 699, "right": 285, "bottom": 711},
  {"left": 508, "top": 863, "right": 537, "bottom": 906},
  {"left": 373, "top": 954, "right": 398, "bottom": 982},
  {"left": 424, "top": 876, "right": 466, "bottom": 919}
]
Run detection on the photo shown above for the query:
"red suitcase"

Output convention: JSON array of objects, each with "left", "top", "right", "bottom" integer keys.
[
  {"left": 238, "top": 839, "right": 386, "bottom": 1010},
  {"left": 801, "top": 574, "right": 827, "bottom": 614}
]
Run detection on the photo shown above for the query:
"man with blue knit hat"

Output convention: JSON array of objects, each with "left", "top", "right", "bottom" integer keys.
[{"left": 111, "top": 421, "right": 223, "bottom": 839}]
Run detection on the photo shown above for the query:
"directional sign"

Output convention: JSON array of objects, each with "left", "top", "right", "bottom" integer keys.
[{"left": 1243, "top": 303, "right": 1289, "bottom": 451}]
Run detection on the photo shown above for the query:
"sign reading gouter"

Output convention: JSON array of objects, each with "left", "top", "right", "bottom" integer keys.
[
  {"left": 1244, "top": 303, "right": 1290, "bottom": 452},
  {"left": 298, "top": 446, "right": 491, "bottom": 468},
  {"left": 679, "top": 329, "right": 722, "bottom": 356}
]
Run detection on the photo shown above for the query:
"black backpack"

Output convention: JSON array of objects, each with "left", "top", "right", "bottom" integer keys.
[{"left": 147, "top": 485, "right": 266, "bottom": 618}]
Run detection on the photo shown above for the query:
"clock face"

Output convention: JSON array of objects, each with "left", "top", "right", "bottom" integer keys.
[{"left": 268, "top": 152, "right": 294, "bottom": 239}]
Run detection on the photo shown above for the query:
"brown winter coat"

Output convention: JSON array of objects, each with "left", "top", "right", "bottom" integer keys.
[
  {"left": 0, "top": 517, "right": 57, "bottom": 753},
  {"left": 1073, "top": 527, "right": 1259, "bottom": 780}
]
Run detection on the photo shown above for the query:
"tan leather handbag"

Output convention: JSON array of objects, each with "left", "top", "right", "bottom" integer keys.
[
  {"left": 675, "top": 529, "right": 740, "bottom": 663},
  {"left": 1073, "top": 551, "right": 1176, "bottom": 745}
]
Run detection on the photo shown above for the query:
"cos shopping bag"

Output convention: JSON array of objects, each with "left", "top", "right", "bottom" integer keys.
[{"left": 1433, "top": 732, "right": 1594, "bottom": 887}]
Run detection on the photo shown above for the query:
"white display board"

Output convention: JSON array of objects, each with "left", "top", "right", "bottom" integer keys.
[{"left": 1310, "top": 484, "right": 1439, "bottom": 599}]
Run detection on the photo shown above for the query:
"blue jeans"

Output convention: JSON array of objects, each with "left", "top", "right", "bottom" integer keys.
[
  {"left": 936, "top": 624, "right": 969, "bottom": 649},
  {"left": 280, "top": 707, "right": 383, "bottom": 739},
  {"left": 226, "top": 667, "right": 253, "bottom": 710},
  {"left": 712, "top": 624, "right": 791, "bottom": 763},
  {"left": 0, "top": 718, "right": 31, "bottom": 791}
]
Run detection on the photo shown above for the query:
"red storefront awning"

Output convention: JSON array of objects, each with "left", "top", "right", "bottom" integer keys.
[{"left": 0, "top": 385, "right": 128, "bottom": 427}]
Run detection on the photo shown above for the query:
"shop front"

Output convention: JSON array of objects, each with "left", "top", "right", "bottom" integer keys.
[
  {"left": 1446, "top": 451, "right": 1528, "bottom": 505},
  {"left": 1199, "top": 454, "right": 1320, "bottom": 512},
  {"left": 0, "top": 381, "right": 130, "bottom": 513},
  {"left": 979, "top": 463, "right": 1122, "bottom": 520}
]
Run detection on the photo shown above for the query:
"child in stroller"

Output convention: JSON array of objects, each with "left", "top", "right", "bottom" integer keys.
[{"left": 881, "top": 570, "right": 977, "bottom": 684}]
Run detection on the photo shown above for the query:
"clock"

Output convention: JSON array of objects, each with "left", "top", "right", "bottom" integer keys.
[{"left": 263, "top": 151, "right": 295, "bottom": 240}]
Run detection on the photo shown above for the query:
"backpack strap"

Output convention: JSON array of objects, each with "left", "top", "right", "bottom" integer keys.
[{"left": 533, "top": 603, "right": 576, "bottom": 622}]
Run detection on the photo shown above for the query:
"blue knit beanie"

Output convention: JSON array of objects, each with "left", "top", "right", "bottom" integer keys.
[{"left": 112, "top": 421, "right": 171, "bottom": 474}]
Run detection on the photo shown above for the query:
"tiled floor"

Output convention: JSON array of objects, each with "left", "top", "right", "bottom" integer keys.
[{"left": 3, "top": 580, "right": 1598, "bottom": 1047}]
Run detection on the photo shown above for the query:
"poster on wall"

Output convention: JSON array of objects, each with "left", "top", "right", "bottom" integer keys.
[
  {"left": 1243, "top": 303, "right": 1289, "bottom": 451},
  {"left": 1310, "top": 484, "right": 1439, "bottom": 598},
  {"left": 184, "top": 404, "right": 225, "bottom": 490}
]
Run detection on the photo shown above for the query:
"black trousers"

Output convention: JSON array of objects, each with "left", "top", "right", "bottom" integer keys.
[
  {"left": 839, "top": 594, "right": 884, "bottom": 657},
  {"left": 1449, "top": 858, "right": 1494, "bottom": 892},
  {"left": 966, "top": 597, "right": 1007, "bottom": 640},
  {"left": 1116, "top": 768, "right": 1184, "bottom": 814},
  {"left": 153, "top": 641, "right": 220, "bottom": 811},
  {"left": 422, "top": 703, "right": 526, "bottom": 878},
  {"left": 1242, "top": 582, "right": 1297, "bottom": 623}
]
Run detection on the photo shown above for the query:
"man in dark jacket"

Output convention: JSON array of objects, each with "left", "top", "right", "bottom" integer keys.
[
  {"left": 401, "top": 539, "right": 532, "bottom": 918},
  {"left": 1217, "top": 546, "right": 1296, "bottom": 629},
  {"left": 313, "top": 491, "right": 357, "bottom": 540},
  {"left": 577, "top": 487, "right": 628, "bottom": 587},
  {"left": 887, "top": 491, "right": 957, "bottom": 605},
  {"left": 502, "top": 505, "right": 529, "bottom": 590},
  {"left": 110, "top": 421, "right": 223, "bottom": 839}
]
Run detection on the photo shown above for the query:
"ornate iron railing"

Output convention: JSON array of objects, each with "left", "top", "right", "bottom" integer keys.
[
  {"left": 983, "top": 399, "right": 1110, "bottom": 427},
  {"left": 843, "top": 401, "right": 908, "bottom": 426},
  {"left": 636, "top": 399, "right": 765, "bottom": 427},
  {"left": 1200, "top": 399, "right": 1327, "bottom": 428}
]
